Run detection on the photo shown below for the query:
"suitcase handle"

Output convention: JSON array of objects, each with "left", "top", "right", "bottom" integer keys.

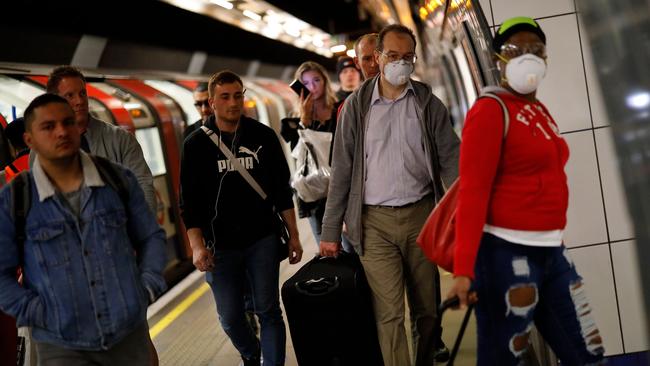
[
  {"left": 295, "top": 276, "right": 340, "bottom": 296},
  {"left": 436, "top": 296, "right": 474, "bottom": 366}
]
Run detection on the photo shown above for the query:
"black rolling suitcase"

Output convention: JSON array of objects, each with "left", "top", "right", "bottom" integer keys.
[
  {"left": 436, "top": 297, "right": 474, "bottom": 365},
  {"left": 281, "top": 253, "right": 383, "bottom": 366}
]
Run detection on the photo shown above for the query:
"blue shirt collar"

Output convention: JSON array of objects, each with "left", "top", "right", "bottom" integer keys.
[{"left": 371, "top": 78, "right": 415, "bottom": 105}]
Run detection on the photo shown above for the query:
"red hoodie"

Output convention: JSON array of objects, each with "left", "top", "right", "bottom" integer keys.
[{"left": 454, "top": 89, "right": 570, "bottom": 278}]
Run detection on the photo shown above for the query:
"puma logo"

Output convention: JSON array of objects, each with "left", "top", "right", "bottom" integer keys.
[{"left": 238, "top": 146, "right": 262, "bottom": 163}]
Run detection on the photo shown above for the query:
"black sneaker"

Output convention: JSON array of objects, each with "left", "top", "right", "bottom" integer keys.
[
  {"left": 240, "top": 345, "right": 261, "bottom": 366},
  {"left": 434, "top": 341, "right": 450, "bottom": 363},
  {"left": 240, "top": 354, "right": 260, "bottom": 366}
]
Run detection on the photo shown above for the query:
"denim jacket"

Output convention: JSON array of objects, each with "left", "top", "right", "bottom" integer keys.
[{"left": 0, "top": 152, "right": 167, "bottom": 350}]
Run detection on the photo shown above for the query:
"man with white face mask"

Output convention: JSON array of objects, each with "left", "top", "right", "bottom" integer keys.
[{"left": 319, "top": 24, "right": 460, "bottom": 366}]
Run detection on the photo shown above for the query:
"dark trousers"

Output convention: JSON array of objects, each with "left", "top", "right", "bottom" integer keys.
[{"left": 35, "top": 323, "right": 151, "bottom": 366}]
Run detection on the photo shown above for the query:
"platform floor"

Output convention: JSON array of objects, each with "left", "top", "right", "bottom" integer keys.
[{"left": 148, "top": 217, "right": 477, "bottom": 365}]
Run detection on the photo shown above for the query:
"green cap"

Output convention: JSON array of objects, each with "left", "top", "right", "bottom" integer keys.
[{"left": 493, "top": 16, "right": 546, "bottom": 52}]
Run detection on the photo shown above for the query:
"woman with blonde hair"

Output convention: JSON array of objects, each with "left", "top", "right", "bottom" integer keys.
[{"left": 281, "top": 61, "right": 346, "bottom": 248}]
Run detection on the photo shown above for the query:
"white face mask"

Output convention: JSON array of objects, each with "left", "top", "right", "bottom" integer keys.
[
  {"left": 383, "top": 60, "right": 413, "bottom": 86},
  {"left": 505, "top": 54, "right": 547, "bottom": 94}
]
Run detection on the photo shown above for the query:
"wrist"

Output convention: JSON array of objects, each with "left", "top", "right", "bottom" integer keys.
[{"left": 190, "top": 240, "right": 206, "bottom": 251}]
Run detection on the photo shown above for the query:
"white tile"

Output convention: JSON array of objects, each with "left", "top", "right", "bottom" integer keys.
[
  {"left": 537, "top": 15, "right": 592, "bottom": 133},
  {"left": 578, "top": 16, "right": 610, "bottom": 127},
  {"left": 611, "top": 241, "right": 649, "bottom": 353},
  {"left": 563, "top": 131, "right": 608, "bottom": 247},
  {"left": 477, "top": 0, "right": 493, "bottom": 26},
  {"left": 569, "top": 244, "right": 623, "bottom": 355},
  {"left": 594, "top": 128, "right": 635, "bottom": 241},
  {"left": 491, "top": 0, "right": 575, "bottom": 25}
]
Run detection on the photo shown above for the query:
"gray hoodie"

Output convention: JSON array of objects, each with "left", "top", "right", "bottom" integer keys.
[{"left": 320, "top": 76, "right": 460, "bottom": 254}]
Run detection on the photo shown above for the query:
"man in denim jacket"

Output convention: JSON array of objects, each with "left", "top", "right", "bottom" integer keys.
[{"left": 0, "top": 94, "right": 167, "bottom": 365}]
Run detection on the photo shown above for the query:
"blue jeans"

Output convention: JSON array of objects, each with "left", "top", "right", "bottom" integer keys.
[
  {"left": 206, "top": 234, "right": 286, "bottom": 365},
  {"left": 474, "top": 233, "right": 605, "bottom": 366},
  {"left": 308, "top": 215, "right": 353, "bottom": 253}
]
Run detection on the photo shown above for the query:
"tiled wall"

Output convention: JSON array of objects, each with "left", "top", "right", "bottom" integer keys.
[{"left": 478, "top": 0, "right": 647, "bottom": 356}]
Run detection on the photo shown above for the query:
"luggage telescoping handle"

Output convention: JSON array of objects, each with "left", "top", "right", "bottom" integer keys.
[
  {"left": 295, "top": 276, "right": 340, "bottom": 296},
  {"left": 436, "top": 296, "right": 474, "bottom": 366}
]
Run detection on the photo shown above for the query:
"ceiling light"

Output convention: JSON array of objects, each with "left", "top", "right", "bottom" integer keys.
[
  {"left": 210, "top": 0, "right": 233, "bottom": 10},
  {"left": 627, "top": 91, "right": 650, "bottom": 110},
  {"left": 330, "top": 44, "right": 347, "bottom": 53},
  {"left": 243, "top": 10, "right": 262, "bottom": 21},
  {"left": 162, "top": 0, "right": 334, "bottom": 58},
  {"left": 346, "top": 49, "right": 356, "bottom": 57},
  {"left": 301, "top": 34, "right": 312, "bottom": 43}
]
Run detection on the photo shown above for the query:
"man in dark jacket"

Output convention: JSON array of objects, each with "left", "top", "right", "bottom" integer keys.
[
  {"left": 183, "top": 82, "right": 212, "bottom": 139},
  {"left": 180, "top": 70, "right": 302, "bottom": 366}
]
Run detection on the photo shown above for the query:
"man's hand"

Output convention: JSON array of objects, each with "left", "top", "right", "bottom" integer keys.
[
  {"left": 287, "top": 237, "right": 303, "bottom": 264},
  {"left": 320, "top": 241, "right": 341, "bottom": 257},
  {"left": 192, "top": 246, "right": 214, "bottom": 272},
  {"left": 446, "top": 275, "right": 478, "bottom": 309},
  {"left": 187, "top": 228, "right": 214, "bottom": 272}
]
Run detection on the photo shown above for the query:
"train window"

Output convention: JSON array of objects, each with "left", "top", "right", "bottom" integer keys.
[
  {"left": 254, "top": 80, "right": 297, "bottom": 119},
  {"left": 88, "top": 98, "right": 115, "bottom": 124},
  {"left": 152, "top": 92, "right": 187, "bottom": 149},
  {"left": 135, "top": 127, "right": 167, "bottom": 177},
  {"left": 144, "top": 80, "right": 200, "bottom": 125},
  {"left": 441, "top": 55, "right": 466, "bottom": 132},
  {"left": 241, "top": 85, "right": 265, "bottom": 126},
  {"left": 0, "top": 75, "right": 43, "bottom": 122},
  {"left": 90, "top": 82, "right": 156, "bottom": 129},
  {"left": 452, "top": 45, "right": 478, "bottom": 107},
  {"left": 461, "top": 20, "right": 487, "bottom": 88}
]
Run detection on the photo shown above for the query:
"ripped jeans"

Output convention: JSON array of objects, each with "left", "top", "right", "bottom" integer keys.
[{"left": 473, "top": 233, "right": 605, "bottom": 366}]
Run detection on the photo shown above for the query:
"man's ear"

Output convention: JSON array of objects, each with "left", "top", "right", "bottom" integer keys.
[
  {"left": 373, "top": 50, "right": 381, "bottom": 69},
  {"left": 23, "top": 132, "right": 33, "bottom": 149}
]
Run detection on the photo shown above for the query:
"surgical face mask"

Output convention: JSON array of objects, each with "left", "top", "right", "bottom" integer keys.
[
  {"left": 504, "top": 54, "right": 547, "bottom": 94},
  {"left": 383, "top": 60, "right": 413, "bottom": 86}
]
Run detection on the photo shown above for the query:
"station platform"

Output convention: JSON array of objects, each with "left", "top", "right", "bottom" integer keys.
[{"left": 147, "top": 217, "right": 478, "bottom": 365}]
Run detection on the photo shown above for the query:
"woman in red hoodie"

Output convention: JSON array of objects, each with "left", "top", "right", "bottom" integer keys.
[{"left": 447, "top": 17, "right": 605, "bottom": 365}]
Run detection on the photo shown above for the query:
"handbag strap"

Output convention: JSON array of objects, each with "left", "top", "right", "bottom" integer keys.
[
  {"left": 478, "top": 92, "right": 510, "bottom": 138},
  {"left": 200, "top": 125, "right": 268, "bottom": 201},
  {"left": 431, "top": 92, "right": 510, "bottom": 200}
]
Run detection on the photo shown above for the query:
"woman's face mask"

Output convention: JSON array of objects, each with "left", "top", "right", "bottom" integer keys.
[
  {"left": 383, "top": 60, "right": 413, "bottom": 87},
  {"left": 501, "top": 53, "right": 547, "bottom": 94}
]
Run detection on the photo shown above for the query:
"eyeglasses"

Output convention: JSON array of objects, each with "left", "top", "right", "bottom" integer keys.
[
  {"left": 380, "top": 51, "right": 417, "bottom": 64},
  {"left": 194, "top": 99, "right": 210, "bottom": 108},
  {"left": 499, "top": 42, "right": 547, "bottom": 60}
]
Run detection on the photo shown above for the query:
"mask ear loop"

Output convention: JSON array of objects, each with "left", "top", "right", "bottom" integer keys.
[{"left": 495, "top": 52, "right": 510, "bottom": 83}]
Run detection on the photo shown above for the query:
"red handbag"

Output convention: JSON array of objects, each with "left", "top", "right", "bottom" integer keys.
[
  {"left": 416, "top": 91, "right": 509, "bottom": 273},
  {"left": 416, "top": 179, "right": 459, "bottom": 273}
]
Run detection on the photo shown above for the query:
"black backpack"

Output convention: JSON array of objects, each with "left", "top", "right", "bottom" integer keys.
[{"left": 10, "top": 155, "right": 130, "bottom": 264}]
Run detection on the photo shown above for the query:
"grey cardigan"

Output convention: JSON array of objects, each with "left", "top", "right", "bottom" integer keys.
[{"left": 320, "top": 76, "right": 460, "bottom": 254}]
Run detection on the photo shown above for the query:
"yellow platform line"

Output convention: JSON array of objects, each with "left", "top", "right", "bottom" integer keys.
[{"left": 149, "top": 282, "right": 210, "bottom": 340}]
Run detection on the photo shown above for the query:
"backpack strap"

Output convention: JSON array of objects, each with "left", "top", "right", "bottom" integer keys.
[
  {"left": 10, "top": 171, "right": 31, "bottom": 265},
  {"left": 478, "top": 92, "right": 510, "bottom": 138},
  {"left": 90, "top": 155, "right": 130, "bottom": 210},
  {"left": 7, "top": 162, "right": 18, "bottom": 174}
]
